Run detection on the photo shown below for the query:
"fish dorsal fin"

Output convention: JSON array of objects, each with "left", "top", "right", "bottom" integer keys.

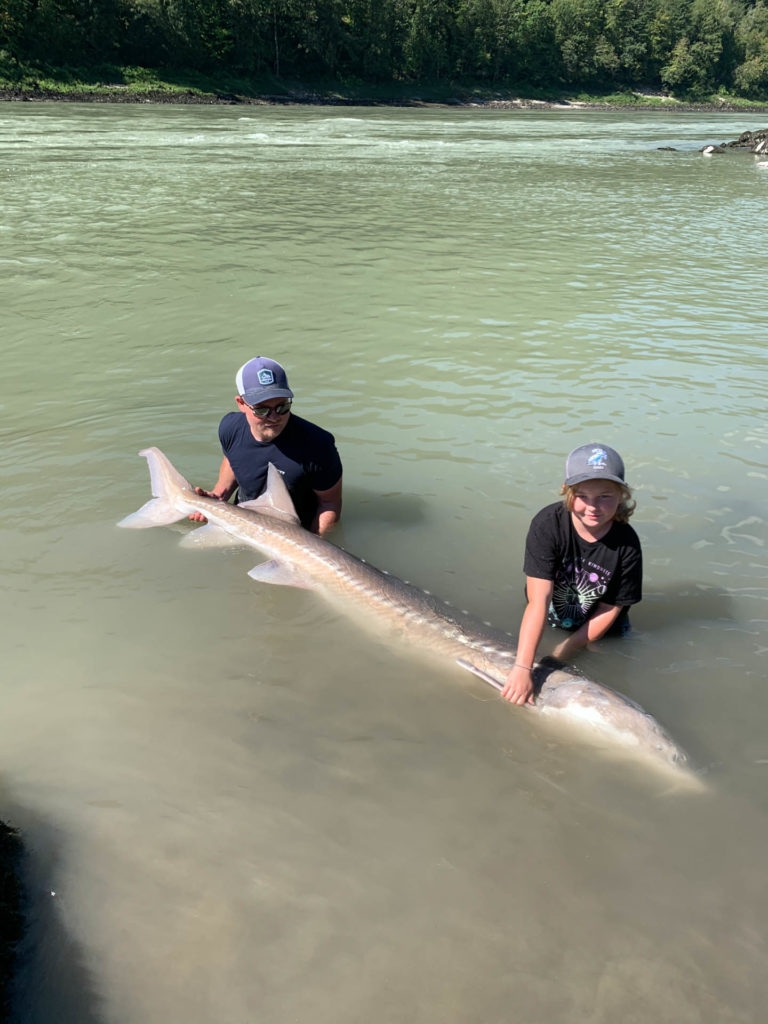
[{"left": 238, "top": 464, "right": 301, "bottom": 525}]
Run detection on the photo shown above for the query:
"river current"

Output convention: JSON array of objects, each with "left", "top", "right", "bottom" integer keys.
[{"left": 1, "top": 103, "right": 767, "bottom": 1023}]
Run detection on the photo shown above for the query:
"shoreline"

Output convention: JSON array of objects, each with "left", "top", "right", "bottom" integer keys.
[{"left": 3, "top": 86, "right": 768, "bottom": 113}]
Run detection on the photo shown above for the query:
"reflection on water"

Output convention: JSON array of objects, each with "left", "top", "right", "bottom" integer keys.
[{"left": 1, "top": 104, "right": 767, "bottom": 1023}]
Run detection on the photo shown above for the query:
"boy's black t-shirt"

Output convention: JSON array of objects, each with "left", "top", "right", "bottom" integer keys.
[
  {"left": 523, "top": 502, "right": 643, "bottom": 630},
  {"left": 218, "top": 412, "right": 342, "bottom": 528}
]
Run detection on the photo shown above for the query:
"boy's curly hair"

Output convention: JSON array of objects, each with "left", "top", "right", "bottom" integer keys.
[{"left": 560, "top": 482, "right": 636, "bottom": 523}]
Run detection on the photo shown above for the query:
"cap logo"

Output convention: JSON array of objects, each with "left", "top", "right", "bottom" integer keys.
[
  {"left": 257, "top": 369, "right": 274, "bottom": 386},
  {"left": 586, "top": 448, "right": 608, "bottom": 470}
]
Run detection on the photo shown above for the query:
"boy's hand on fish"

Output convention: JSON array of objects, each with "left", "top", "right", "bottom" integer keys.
[{"left": 501, "top": 665, "right": 535, "bottom": 706}]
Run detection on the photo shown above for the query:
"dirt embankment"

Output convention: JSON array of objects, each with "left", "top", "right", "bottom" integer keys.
[{"left": 3, "top": 84, "right": 768, "bottom": 111}]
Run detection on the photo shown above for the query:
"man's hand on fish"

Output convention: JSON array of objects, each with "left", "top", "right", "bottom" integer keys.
[{"left": 188, "top": 486, "right": 224, "bottom": 524}]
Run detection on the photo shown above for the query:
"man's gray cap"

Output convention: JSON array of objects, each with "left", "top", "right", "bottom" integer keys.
[
  {"left": 564, "top": 444, "right": 626, "bottom": 486},
  {"left": 236, "top": 357, "right": 294, "bottom": 405}
]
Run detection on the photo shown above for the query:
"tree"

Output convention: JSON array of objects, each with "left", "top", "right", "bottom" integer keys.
[
  {"left": 733, "top": 0, "right": 768, "bottom": 95},
  {"left": 511, "top": 0, "right": 558, "bottom": 84},
  {"left": 153, "top": 0, "right": 233, "bottom": 68},
  {"left": 404, "top": 0, "right": 459, "bottom": 79},
  {"left": 19, "top": 0, "right": 91, "bottom": 64},
  {"left": 340, "top": 0, "right": 408, "bottom": 81},
  {"left": 550, "top": 0, "right": 610, "bottom": 83},
  {"left": 603, "top": 0, "right": 659, "bottom": 83},
  {"left": 662, "top": 0, "right": 745, "bottom": 92},
  {"left": 0, "top": 0, "right": 31, "bottom": 53}
]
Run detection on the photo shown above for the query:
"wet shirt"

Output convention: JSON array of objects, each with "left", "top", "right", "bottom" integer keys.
[
  {"left": 218, "top": 412, "right": 342, "bottom": 529},
  {"left": 523, "top": 502, "right": 642, "bottom": 630}
]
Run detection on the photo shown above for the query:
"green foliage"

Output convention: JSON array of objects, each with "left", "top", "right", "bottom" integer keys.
[
  {"left": 733, "top": 0, "right": 768, "bottom": 95},
  {"left": 1, "top": 0, "right": 767, "bottom": 98},
  {"left": 661, "top": 0, "right": 747, "bottom": 94},
  {"left": 0, "top": 0, "right": 30, "bottom": 51},
  {"left": 603, "top": 0, "right": 657, "bottom": 81},
  {"left": 551, "top": 0, "right": 607, "bottom": 82},
  {"left": 403, "top": 0, "right": 453, "bottom": 79},
  {"left": 512, "top": 1, "right": 557, "bottom": 85},
  {"left": 340, "top": 0, "right": 407, "bottom": 80}
]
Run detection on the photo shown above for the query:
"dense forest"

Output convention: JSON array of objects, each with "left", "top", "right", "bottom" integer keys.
[{"left": 1, "top": 0, "right": 768, "bottom": 98}]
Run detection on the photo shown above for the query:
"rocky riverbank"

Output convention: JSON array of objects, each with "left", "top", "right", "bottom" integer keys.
[
  {"left": 655, "top": 127, "right": 768, "bottom": 153},
  {"left": 3, "top": 82, "right": 768, "bottom": 112},
  {"left": 698, "top": 127, "right": 768, "bottom": 153}
]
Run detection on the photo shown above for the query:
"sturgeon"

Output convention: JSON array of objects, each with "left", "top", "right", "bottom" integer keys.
[{"left": 119, "top": 447, "right": 698, "bottom": 784}]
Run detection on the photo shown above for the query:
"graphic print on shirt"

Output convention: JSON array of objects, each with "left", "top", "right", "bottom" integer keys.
[{"left": 549, "top": 557, "right": 611, "bottom": 629}]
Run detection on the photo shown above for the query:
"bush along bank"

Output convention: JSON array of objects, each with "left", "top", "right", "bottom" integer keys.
[{"left": 2, "top": 64, "right": 768, "bottom": 110}]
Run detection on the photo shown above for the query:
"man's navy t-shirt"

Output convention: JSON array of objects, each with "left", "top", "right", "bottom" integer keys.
[{"left": 218, "top": 411, "right": 342, "bottom": 528}]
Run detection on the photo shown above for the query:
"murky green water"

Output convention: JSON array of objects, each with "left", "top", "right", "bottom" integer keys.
[{"left": 1, "top": 103, "right": 767, "bottom": 1023}]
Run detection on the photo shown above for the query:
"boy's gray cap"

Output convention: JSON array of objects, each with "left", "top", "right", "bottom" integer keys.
[
  {"left": 236, "top": 357, "right": 293, "bottom": 404},
  {"left": 565, "top": 444, "right": 626, "bottom": 486}
]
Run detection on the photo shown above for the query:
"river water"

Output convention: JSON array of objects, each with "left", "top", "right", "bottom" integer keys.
[{"left": 1, "top": 103, "right": 767, "bottom": 1023}]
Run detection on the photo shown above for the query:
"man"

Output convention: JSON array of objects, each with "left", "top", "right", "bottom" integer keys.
[{"left": 192, "top": 357, "right": 342, "bottom": 535}]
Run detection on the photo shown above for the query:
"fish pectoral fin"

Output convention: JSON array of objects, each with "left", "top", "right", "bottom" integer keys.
[
  {"left": 118, "top": 498, "right": 185, "bottom": 529},
  {"left": 247, "top": 560, "right": 314, "bottom": 589},
  {"left": 179, "top": 524, "right": 242, "bottom": 549}
]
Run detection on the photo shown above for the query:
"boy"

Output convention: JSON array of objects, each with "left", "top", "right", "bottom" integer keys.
[{"left": 501, "top": 444, "right": 642, "bottom": 706}]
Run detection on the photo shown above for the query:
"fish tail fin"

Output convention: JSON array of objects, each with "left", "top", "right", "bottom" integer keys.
[{"left": 117, "top": 447, "right": 192, "bottom": 529}]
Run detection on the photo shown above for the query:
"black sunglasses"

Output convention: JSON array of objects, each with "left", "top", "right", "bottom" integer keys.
[{"left": 245, "top": 400, "right": 292, "bottom": 418}]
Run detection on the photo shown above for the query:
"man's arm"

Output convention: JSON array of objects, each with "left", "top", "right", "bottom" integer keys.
[
  {"left": 552, "top": 602, "right": 624, "bottom": 661},
  {"left": 189, "top": 457, "right": 238, "bottom": 523},
  {"left": 501, "top": 576, "right": 553, "bottom": 706},
  {"left": 311, "top": 476, "right": 342, "bottom": 536}
]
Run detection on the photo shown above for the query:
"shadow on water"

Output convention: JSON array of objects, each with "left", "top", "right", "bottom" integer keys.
[
  {"left": 0, "top": 821, "right": 22, "bottom": 1024},
  {"left": 1, "top": 800, "right": 106, "bottom": 1024},
  {"left": 338, "top": 486, "right": 430, "bottom": 528},
  {"left": 637, "top": 581, "right": 735, "bottom": 630}
]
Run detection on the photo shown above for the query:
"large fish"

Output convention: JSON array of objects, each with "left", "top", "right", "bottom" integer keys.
[{"left": 119, "top": 447, "right": 699, "bottom": 785}]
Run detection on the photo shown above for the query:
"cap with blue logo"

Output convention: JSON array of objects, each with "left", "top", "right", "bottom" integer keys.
[
  {"left": 564, "top": 443, "right": 626, "bottom": 487},
  {"left": 236, "top": 357, "right": 294, "bottom": 405}
]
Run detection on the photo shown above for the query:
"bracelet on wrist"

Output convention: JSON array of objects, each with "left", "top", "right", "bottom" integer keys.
[{"left": 514, "top": 662, "right": 533, "bottom": 671}]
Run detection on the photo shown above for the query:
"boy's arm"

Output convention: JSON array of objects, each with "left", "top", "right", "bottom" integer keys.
[
  {"left": 552, "top": 601, "right": 624, "bottom": 661},
  {"left": 501, "top": 577, "right": 553, "bottom": 706}
]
